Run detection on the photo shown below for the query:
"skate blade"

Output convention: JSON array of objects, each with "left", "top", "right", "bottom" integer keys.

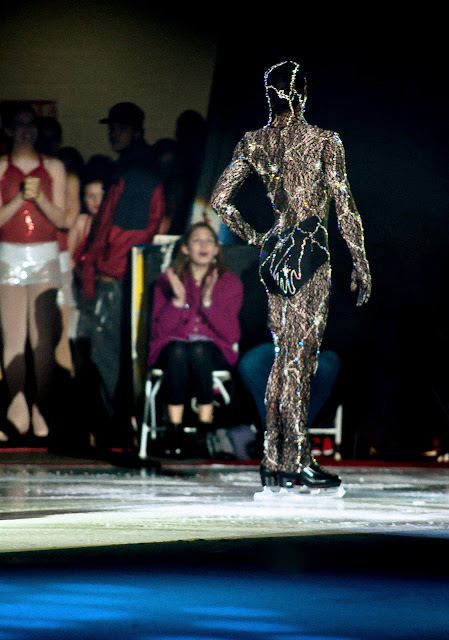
[
  {"left": 254, "top": 484, "right": 345, "bottom": 501},
  {"left": 253, "top": 486, "right": 282, "bottom": 501},
  {"left": 308, "top": 484, "right": 346, "bottom": 498}
]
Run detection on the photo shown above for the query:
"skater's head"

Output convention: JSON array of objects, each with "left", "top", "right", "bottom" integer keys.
[{"left": 264, "top": 61, "right": 307, "bottom": 124}]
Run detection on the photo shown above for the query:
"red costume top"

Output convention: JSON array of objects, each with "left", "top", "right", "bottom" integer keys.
[{"left": 0, "top": 155, "right": 56, "bottom": 243}]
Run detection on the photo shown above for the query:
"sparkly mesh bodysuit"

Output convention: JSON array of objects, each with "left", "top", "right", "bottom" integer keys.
[{"left": 211, "top": 62, "right": 371, "bottom": 474}]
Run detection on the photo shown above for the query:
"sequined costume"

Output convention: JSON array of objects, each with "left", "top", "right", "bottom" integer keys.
[
  {"left": 0, "top": 147, "right": 63, "bottom": 439},
  {"left": 0, "top": 154, "right": 61, "bottom": 286},
  {"left": 211, "top": 62, "right": 371, "bottom": 474}
]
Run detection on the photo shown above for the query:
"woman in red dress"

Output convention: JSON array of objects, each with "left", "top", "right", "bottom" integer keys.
[{"left": 0, "top": 103, "right": 67, "bottom": 441}]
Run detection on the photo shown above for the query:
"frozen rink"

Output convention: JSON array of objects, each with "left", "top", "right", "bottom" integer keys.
[
  {"left": 1, "top": 452, "right": 449, "bottom": 639},
  {"left": 1, "top": 456, "right": 449, "bottom": 551}
]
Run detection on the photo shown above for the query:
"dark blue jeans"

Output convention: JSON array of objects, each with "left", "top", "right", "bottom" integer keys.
[
  {"left": 75, "top": 279, "right": 123, "bottom": 417},
  {"left": 237, "top": 343, "right": 340, "bottom": 428}
]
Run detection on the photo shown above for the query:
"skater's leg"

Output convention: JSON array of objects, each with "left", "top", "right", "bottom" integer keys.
[
  {"left": 275, "top": 265, "right": 342, "bottom": 490},
  {"left": 260, "top": 312, "right": 285, "bottom": 474},
  {"left": 268, "top": 264, "right": 330, "bottom": 473},
  {"left": 259, "top": 264, "right": 343, "bottom": 492},
  {"left": 260, "top": 287, "right": 319, "bottom": 477}
]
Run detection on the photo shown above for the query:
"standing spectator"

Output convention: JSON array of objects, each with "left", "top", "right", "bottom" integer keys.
[
  {"left": 68, "top": 177, "right": 105, "bottom": 266},
  {"left": 0, "top": 103, "right": 67, "bottom": 441},
  {"left": 35, "top": 116, "right": 83, "bottom": 378},
  {"left": 68, "top": 154, "right": 112, "bottom": 271},
  {"left": 76, "top": 102, "right": 164, "bottom": 438},
  {"left": 54, "top": 146, "right": 84, "bottom": 376},
  {"left": 152, "top": 110, "right": 207, "bottom": 236},
  {"left": 171, "top": 110, "right": 207, "bottom": 234},
  {"left": 35, "top": 116, "right": 62, "bottom": 157}
]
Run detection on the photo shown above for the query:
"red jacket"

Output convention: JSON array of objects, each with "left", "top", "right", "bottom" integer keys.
[
  {"left": 79, "top": 177, "right": 164, "bottom": 298},
  {"left": 148, "top": 270, "right": 244, "bottom": 367}
]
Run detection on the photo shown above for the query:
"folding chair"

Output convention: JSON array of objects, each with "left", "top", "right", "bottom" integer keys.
[
  {"left": 309, "top": 404, "right": 343, "bottom": 460},
  {"left": 138, "top": 368, "right": 232, "bottom": 458}
]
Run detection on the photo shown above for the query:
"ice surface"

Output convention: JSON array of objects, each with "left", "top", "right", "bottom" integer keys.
[{"left": 1, "top": 462, "right": 449, "bottom": 552}]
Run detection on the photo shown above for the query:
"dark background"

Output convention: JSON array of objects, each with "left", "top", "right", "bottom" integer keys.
[
  {"left": 199, "top": 14, "right": 449, "bottom": 458},
  {"left": 1, "top": 5, "right": 447, "bottom": 458}
]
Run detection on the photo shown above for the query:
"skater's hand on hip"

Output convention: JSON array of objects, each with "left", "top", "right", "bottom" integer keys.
[{"left": 351, "top": 267, "right": 371, "bottom": 306}]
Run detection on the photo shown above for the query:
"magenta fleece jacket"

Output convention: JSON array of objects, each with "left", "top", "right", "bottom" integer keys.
[{"left": 147, "top": 269, "right": 244, "bottom": 367}]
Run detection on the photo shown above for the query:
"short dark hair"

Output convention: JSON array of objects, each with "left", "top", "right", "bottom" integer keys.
[
  {"left": 99, "top": 102, "right": 145, "bottom": 132},
  {"left": 1, "top": 101, "right": 37, "bottom": 130},
  {"left": 265, "top": 62, "right": 306, "bottom": 117}
]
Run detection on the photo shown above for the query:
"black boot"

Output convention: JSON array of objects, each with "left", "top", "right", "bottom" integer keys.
[
  {"left": 260, "top": 464, "right": 278, "bottom": 487},
  {"left": 279, "top": 460, "right": 341, "bottom": 490},
  {"left": 195, "top": 421, "right": 213, "bottom": 458},
  {"left": 160, "top": 422, "right": 184, "bottom": 457}
]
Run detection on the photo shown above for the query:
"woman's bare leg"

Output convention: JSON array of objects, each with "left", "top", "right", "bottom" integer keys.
[
  {"left": 167, "top": 404, "right": 184, "bottom": 425},
  {"left": 55, "top": 304, "right": 75, "bottom": 376},
  {"left": 0, "top": 285, "right": 30, "bottom": 436},
  {"left": 28, "top": 283, "right": 60, "bottom": 437},
  {"left": 197, "top": 403, "right": 213, "bottom": 423}
]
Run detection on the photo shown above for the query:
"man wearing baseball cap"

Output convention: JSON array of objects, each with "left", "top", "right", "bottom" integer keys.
[
  {"left": 99, "top": 102, "right": 145, "bottom": 126},
  {"left": 76, "top": 102, "right": 164, "bottom": 442},
  {"left": 99, "top": 102, "right": 146, "bottom": 155}
]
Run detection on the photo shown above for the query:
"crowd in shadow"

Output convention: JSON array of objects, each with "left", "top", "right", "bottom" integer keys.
[
  {"left": 0, "top": 99, "right": 344, "bottom": 462},
  {"left": 0, "top": 99, "right": 447, "bottom": 464},
  {"left": 0, "top": 100, "right": 212, "bottom": 456}
]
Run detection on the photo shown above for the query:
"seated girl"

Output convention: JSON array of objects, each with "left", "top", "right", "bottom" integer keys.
[{"left": 147, "top": 222, "right": 244, "bottom": 456}]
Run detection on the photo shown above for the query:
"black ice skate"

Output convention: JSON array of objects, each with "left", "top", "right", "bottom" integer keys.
[
  {"left": 254, "top": 460, "right": 345, "bottom": 501},
  {"left": 279, "top": 460, "right": 342, "bottom": 490},
  {"left": 259, "top": 464, "right": 278, "bottom": 488}
]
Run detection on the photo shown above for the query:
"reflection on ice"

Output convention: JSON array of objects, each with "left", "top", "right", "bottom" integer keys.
[
  {"left": 0, "top": 462, "right": 449, "bottom": 552},
  {"left": 254, "top": 486, "right": 346, "bottom": 502}
]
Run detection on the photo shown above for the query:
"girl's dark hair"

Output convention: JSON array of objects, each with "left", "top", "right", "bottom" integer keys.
[
  {"left": 56, "top": 146, "right": 85, "bottom": 176},
  {"left": 1, "top": 101, "right": 37, "bottom": 130},
  {"left": 170, "top": 222, "right": 228, "bottom": 281},
  {"left": 35, "top": 116, "right": 62, "bottom": 154}
]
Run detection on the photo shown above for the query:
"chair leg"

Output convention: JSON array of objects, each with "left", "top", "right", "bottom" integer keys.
[
  {"left": 139, "top": 377, "right": 153, "bottom": 459},
  {"left": 213, "top": 377, "right": 231, "bottom": 405},
  {"left": 212, "top": 372, "right": 232, "bottom": 406},
  {"left": 150, "top": 377, "right": 163, "bottom": 440},
  {"left": 139, "top": 426, "right": 149, "bottom": 459},
  {"left": 334, "top": 404, "right": 343, "bottom": 460}
]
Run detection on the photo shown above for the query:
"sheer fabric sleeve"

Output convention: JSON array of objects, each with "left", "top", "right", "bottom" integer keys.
[
  {"left": 324, "top": 132, "right": 371, "bottom": 278},
  {"left": 211, "top": 138, "right": 267, "bottom": 247}
]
